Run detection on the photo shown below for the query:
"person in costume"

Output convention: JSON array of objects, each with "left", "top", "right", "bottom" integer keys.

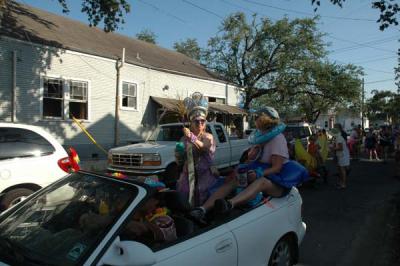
[
  {"left": 175, "top": 92, "right": 217, "bottom": 206},
  {"left": 317, "top": 129, "right": 329, "bottom": 182},
  {"left": 190, "top": 107, "right": 308, "bottom": 220}
]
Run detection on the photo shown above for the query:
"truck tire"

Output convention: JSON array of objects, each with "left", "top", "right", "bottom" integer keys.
[
  {"left": 0, "top": 188, "right": 35, "bottom": 211},
  {"left": 164, "top": 164, "right": 179, "bottom": 189}
]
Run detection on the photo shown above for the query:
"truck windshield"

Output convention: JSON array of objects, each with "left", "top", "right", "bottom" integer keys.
[
  {"left": 0, "top": 172, "right": 138, "bottom": 266},
  {"left": 148, "top": 125, "right": 184, "bottom": 141},
  {"left": 285, "top": 126, "right": 311, "bottom": 139}
]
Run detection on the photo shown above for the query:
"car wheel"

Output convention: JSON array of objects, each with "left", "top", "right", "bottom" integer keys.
[
  {"left": 164, "top": 163, "right": 179, "bottom": 189},
  {"left": 0, "top": 188, "right": 35, "bottom": 210},
  {"left": 268, "top": 236, "right": 295, "bottom": 266}
]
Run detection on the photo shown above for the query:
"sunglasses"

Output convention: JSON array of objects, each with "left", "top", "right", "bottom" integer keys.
[{"left": 194, "top": 119, "right": 206, "bottom": 125}]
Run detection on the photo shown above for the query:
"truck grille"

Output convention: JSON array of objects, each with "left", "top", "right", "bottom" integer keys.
[{"left": 112, "top": 154, "right": 143, "bottom": 167}]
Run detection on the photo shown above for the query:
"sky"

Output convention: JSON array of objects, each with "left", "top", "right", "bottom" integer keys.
[{"left": 20, "top": 0, "right": 400, "bottom": 98}]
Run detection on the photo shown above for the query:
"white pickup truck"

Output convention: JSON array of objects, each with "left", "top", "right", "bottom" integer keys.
[{"left": 107, "top": 122, "right": 250, "bottom": 184}]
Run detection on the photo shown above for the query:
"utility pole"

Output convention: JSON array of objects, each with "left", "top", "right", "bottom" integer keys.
[
  {"left": 114, "top": 48, "right": 125, "bottom": 146},
  {"left": 361, "top": 78, "right": 365, "bottom": 130}
]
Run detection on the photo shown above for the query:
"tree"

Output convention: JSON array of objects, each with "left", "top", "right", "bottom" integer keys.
[
  {"left": 58, "top": 0, "right": 130, "bottom": 32},
  {"left": 202, "top": 13, "right": 328, "bottom": 109},
  {"left": 312, "top": 0, "right": 400, "bottom": 89},
  {"left": 173, "top": 38, "right": 201, "bottom": 61},
  {"left": 0, "top": 0, "right": 130, "bottom": 32},
  {"left": 254, "top": 61, "right": 363, "bottom": 123},
  {"left": 366, "top": 90, "right": 400, "bottom": 124},
  {"left": 136, "top": 29, "right": 157, "bottom": 44},
  {"left": 312, "top": 0, "right": 399, "bottom": 30}
]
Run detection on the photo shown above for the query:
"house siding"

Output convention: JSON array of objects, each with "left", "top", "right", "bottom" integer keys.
[{"left": 0, "top": 36, "right": 241, "bottom": 159}]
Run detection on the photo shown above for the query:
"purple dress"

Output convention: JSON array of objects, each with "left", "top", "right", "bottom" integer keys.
[{"left": 177, "top": 133, "right": 217, "bottom": 205}]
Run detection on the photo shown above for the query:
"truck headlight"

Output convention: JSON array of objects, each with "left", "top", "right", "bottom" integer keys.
[{"left": 142, "top": 153, "right": 161, "bottom": 166}]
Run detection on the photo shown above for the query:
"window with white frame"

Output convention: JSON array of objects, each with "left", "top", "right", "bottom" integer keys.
[
  {"left": 122, "top": 82, "right": 137, "bottom": 109},
  {"left": 42, "top": 77, "right": 88, "bottom": 120},
  {"left": 69, "top": 80, "right": 88, "bottom": 119},
  {"left": 43, "top": 78, "right": 63, "bottom": 118},
  {"left": 208, "top": 97, "right": 226, "bottom": 104}
]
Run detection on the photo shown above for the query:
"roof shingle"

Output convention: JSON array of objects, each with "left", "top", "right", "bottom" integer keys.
[{"left": 0, "top": 2, "right": 226, "bottom": 82}]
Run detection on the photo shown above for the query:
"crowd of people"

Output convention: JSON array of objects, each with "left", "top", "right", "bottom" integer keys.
[
  {"left": 118, "top": 92, "right": 400, "bottom": 246},
  {"left": 295, "top": 123, "right": 400, "bottom": 189}
]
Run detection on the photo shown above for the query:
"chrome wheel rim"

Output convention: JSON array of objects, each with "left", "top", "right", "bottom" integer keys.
[
  {"left": 10, "top": 196, "right": 28, "bottom": 206},
  {"left": 270, "top": 240, "right": 291, "bottom": 266}
]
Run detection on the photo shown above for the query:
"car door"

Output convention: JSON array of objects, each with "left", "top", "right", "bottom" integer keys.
[
  {"left": 227, "top": 198, "right": 291, "bottom": 266},
  {"left": 155, "top": 225, "right": 237, "bottom": 266},
  {"left": 213, "top": 125, "right": 231, "bottom": 169}
]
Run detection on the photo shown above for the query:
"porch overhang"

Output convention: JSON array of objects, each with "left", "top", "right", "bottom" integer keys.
[{"left": 151, "top": 96, "right": 247, "bottom": 115}]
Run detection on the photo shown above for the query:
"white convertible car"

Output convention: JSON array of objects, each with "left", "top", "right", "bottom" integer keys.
[{"left": 0, "top": 171, "right": 306, "bottom": 266}]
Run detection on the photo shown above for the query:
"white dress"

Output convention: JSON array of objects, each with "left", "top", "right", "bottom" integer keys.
[{"left": 335, "top": 135, "right": 350, "bottom": 166}]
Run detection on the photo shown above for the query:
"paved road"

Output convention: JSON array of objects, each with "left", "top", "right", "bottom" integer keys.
[{"left": 297, "top": 159, "right": 400, "bottom": 266}]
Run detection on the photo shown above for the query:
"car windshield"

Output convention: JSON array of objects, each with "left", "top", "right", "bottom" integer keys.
[
  {"left": 0, "top": 172, "right": 138, "bottom": 266},
  {"left": 285, "top": 126, "right": 311, "bottom": 139},
  {"left": 148, "top": 125, "right": 184, "bottom": 141}
]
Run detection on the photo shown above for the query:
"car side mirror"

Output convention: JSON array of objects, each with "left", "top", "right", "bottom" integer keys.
[{"left": 98, "top": 236, "right": 156, "bottom": 266}]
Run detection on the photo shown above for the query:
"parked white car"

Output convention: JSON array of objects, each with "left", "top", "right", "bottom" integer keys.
[
  {"left": 108, "top": 122, "right": 251, "bottom": 184},
  {"left": 0, "top": 123, "right": 70, "bottom": 210},
  {"left": 0, "top": 171, "right": 306, "bottom": 266}
]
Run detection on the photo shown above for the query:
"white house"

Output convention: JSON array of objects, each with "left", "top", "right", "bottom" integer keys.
[
  {"left": 315, "top": 109, "right": 369, "bottom": 133},
  {"left": 0, "top": 2, "right": 245, "bottom": 159}
]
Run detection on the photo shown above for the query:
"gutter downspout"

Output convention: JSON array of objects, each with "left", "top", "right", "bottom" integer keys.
[
  {"left": 11, "top": 50, "right": 16, "bottom": 122},
  {"left": 114, "top": 48, "right": 125, "bottom": 146}
]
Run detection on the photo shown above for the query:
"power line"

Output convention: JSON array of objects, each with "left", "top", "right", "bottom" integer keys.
[
  {"left": 137, "top": 0, "right": 188, "bottom": 24},
  {"left": 329, "top": 35, "right": 399, "bottom": 54},
  {"left": 362, "top": 66, "right": 394, "bottom": 75},
  {"left": 242, "top": 0, "right": 376, "bottom": 22},
  {"left": 326, "top": 35, "right": 397, "bottom": 54},
  {"left": 364, "top": 78, "right": 395, "bottom": 84},
  {"left": 219, "top": 0, "right": 279, "bottom": 20},
  {"left": 352, "top": 56, "right": 395, "bottom": 64},
  {"left": 181, "top": 0, "right": 224, "bottom": 19},
  {"left": 335, "top": 59, "right": 395, "bottom": 75}
]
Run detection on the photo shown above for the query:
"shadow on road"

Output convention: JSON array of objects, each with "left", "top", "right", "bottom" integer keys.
[{"left": 297, "top": 159, "right": 400, "bottom": 266}]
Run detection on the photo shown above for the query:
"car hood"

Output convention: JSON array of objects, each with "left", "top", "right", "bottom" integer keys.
[{"left": 110, "top": 141, "right": 174, "bottom": 154}]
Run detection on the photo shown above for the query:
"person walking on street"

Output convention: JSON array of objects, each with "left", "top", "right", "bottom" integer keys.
[
  {"left": 365, "top": 132, "right": 379, "bottom": 160},
  {"left": 331, "top": 124, "right": 350, "bottom": 189},
  {"left": 379, "top": 126, "right": 391, "bottom": 163}
]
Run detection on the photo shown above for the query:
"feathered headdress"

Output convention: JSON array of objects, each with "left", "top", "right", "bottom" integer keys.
[{"left": 183, "top": 92, "right": 208, "bottom": 121}]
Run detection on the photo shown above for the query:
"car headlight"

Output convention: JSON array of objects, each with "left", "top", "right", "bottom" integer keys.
[{"left": 142, "top": 153, "right": 161, "bottom": 166}]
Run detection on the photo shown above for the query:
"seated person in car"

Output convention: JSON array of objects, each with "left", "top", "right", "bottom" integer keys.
[
  {"left": 79, "top": 192, "right": 177, "bottom": 247},
  {"left": 122, "top": 194, "right": 177, "bottom": 245}
]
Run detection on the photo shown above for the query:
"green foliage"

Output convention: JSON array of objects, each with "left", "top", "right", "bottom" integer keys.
[
  {"left": 135, "top": 29, "right": 157, "bottom": 44},
  {"left": 203, "top": 12, "right": 331, "bottom": 109},
  {"left": 57, "top": 0, "right": 130, "bottom": 32},
  {"left": 311, "top": 0, "right": 400, "bottom": 90},
  {"left": 313, "top": 0, "right": 399, "bottom": 30},
  {"left": 173, "top": 38, "right": 201, "bottom": 61},
  {"left": 366, "top": 90, "right": 400, "bottom": 124},
  {"left": 254, "top": 61, "right": 363, "bottom": 123}
]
